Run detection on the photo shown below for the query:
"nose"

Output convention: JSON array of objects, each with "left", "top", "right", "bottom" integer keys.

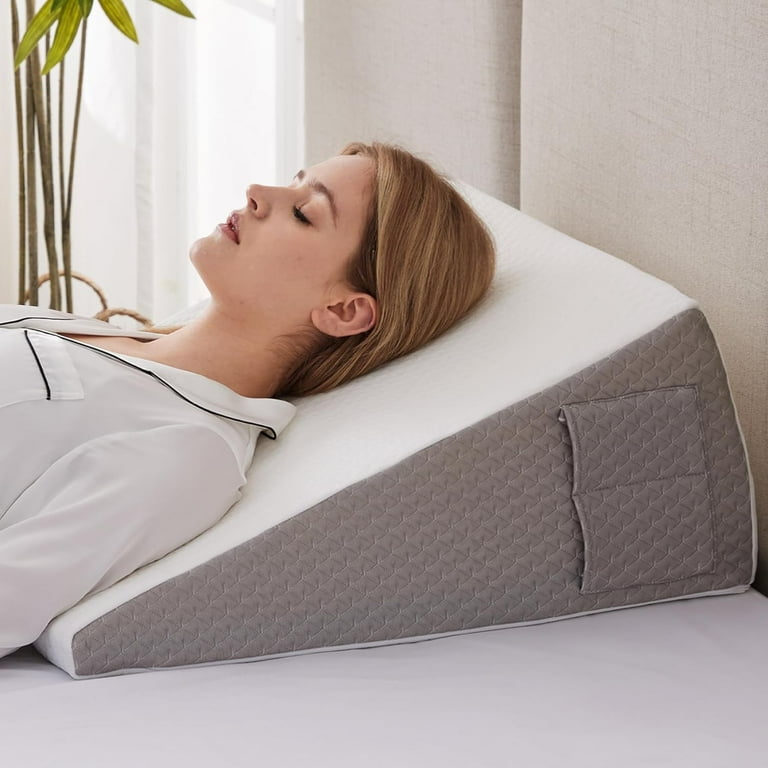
[{"left": 245, "top": 183, "right": 273, "bottom": 217}]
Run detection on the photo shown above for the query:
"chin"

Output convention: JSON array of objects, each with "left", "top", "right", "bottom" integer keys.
[
  {"left": 188, "top": 235, "right": 221, "bottom": 290},
  {"left": 190, "top": 233, "right": 210, "bottom": 258},
  {"left": 190, "top": 230, "right": 224, "bottom": 263}
]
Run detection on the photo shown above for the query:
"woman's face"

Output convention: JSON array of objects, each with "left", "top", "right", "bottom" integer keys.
[{"left": 191, "top": 153, "right": 375, "bottom": 336}]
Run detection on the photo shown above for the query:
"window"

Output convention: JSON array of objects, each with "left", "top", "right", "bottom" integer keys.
[{"left": 5, "top": 0, "right": 304, "bottom": 322}]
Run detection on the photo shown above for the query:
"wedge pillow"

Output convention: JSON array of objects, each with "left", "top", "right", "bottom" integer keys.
[{"left": 35, "top": 182, "right": 756, "bottom": 678}]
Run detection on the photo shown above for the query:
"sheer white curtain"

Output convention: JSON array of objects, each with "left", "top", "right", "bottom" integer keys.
[{"left": 1, "top": 0, "right": 304, "bottom": 321}]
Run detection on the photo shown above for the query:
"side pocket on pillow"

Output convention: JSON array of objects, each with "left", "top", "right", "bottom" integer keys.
[{"left": 558, "top": 385, "right": 716, "bottom": 594}]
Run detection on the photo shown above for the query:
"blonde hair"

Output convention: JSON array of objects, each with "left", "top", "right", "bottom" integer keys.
[{"left": 273, "top": 142, "right": 496, "bottom": 398}]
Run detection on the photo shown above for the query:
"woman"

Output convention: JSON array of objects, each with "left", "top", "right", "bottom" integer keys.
[{"left": 0, "top": 142, "right": 495, "bottom": 658}]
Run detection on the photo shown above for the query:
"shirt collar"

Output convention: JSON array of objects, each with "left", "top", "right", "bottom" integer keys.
[{"left": 0, "top": 305, "right": 296, "bottom": 440}]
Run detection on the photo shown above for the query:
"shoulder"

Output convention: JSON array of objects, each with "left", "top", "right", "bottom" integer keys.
[{"left": 75, "top": 423, "right": 248, "bottom": 473}]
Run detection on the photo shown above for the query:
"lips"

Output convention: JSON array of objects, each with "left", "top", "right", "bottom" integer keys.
[{"left": 218, "top": 212, "right": 240, "bottom": 244}]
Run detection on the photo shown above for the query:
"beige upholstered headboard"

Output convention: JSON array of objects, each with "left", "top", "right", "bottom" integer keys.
[
  {"left": 305, "top": 0, "right": 522, "bottom": 206},
  {"left": 304, "top": 0, "right": 768, "bottom": 593}
]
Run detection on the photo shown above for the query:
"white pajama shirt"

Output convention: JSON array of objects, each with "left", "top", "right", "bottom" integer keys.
[{"left": 0, "top": 305, "right": 296, "bottom": 658}]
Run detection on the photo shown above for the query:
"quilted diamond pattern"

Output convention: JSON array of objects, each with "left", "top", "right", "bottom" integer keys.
[
  {"left": 559, "top": 385, "right": 716, "bottom": 592},
  {"left": 558, "top": 386, "right": 707, "bottom": 492},
  {"left": 71, "top": 308, "right": 754, "bottom": 675}
]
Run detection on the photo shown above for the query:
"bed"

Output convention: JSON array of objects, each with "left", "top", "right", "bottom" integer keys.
[{"left": 4, "top": 590, "right": 768, "bottom": 765}]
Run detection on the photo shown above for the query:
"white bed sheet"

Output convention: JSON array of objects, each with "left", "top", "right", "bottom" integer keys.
[{"left": 3, "top": 590, "right": 767, "bottom": 767}]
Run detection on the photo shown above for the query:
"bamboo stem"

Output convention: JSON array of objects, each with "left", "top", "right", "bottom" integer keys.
[
  {"left": 58, "top": 59, "right": 65, "bottom": 230},
  {"left": 59, "top": 57, "right": 68, "bottom": 310},
  {"left": 24, "top": 55, "right": 38, "bottom": 305},
  {"left": 26, "top": 0, "right": 60, "bottom": 310},
  {"left": 64, "top": 18, "right": 87, "bottom": 314},
  {"left": 44, "top": 31, "right": 52, "bottom": 207},
  {"left": 10, "top": 0, "right": 26, "bottom": 305},
  {"left": 44, "top": 30, "right": 60, "bottom": 309}
]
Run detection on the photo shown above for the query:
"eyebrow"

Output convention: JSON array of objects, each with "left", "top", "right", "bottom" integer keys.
[{"left": 295, "top": 169, "right": 338, "bottom": 227}]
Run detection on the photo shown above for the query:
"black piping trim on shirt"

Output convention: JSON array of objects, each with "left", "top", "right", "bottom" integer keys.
[
  {"left": 71, "top": 340, "right": 280, "bottom": 440},
  {"left": 3, "top": 324, "right": 279, "bottom": 440},
  {"left": 23, "top": 329, "right": 52, "bottom": 400},
  {"left": 129, "top": 366, "right": 279, "bottom": 440}
]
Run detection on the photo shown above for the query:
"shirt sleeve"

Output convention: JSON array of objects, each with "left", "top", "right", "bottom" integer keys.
[{"left": 0, "top": 423, "right": 247, "bottom": 652}]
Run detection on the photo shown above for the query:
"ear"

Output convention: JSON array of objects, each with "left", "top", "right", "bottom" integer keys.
[{"left": 310, "top": 293, "right": 378, "bottom": 338}]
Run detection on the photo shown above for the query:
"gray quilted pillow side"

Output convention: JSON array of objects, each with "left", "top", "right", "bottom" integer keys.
[{"left": 70, "top": 308, "right": 754, "bottom": 676}]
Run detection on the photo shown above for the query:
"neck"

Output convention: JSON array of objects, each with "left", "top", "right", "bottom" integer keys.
[{"left": 136, "top": 306, "right": 290, "bottom": 398}]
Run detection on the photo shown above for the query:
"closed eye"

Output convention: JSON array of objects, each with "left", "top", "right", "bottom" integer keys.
[{"left": 293, "top": 206, "right": 311, "bottom": 225}]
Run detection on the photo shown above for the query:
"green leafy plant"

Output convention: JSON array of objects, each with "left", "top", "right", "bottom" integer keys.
[{"left": 10, "top": 0, "right": 194, "bottom": 311}]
